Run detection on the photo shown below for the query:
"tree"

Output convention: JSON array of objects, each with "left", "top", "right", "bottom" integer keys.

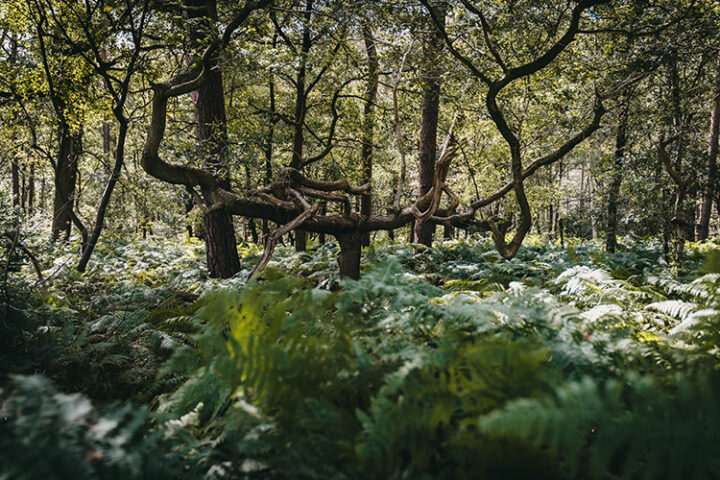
[
  {"left": 606, "top": 91, "right": 630, "bottom": 254},
  {"left": 359, "top": 23, "right": 378, "bottom": 247},
  {"left": 187, "top": 0, "right": 242, "bottom": 278},
  {"left": 420, "top": 0, "right": 608, "bottom": 258},
  {"left": 413, "top": 2, "right": 445, "bottom": 247},
  {"left": 696, "top": 53, "right": 720, "bottom": 241}
]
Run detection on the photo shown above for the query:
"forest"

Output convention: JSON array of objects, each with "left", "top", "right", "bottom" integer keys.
[{"left": 1, "top": 0, "right": 720, "bottom": 478}]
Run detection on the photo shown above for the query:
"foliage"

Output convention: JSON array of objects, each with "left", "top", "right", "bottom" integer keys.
[
  {"left": 0, "top": 375, "right": 181, "bottom": 480},
  {"left": 3, "top": 226, "right": 720, "bottom": 479},
  {"left": 86, "top": 237, "right": 720, "bottom": 479}
]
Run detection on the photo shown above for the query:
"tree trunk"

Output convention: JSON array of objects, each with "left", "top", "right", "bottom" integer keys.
[
  {"left": 262, "top": 35, "right": 277, "bottom": 239},
  {"left": 190, "top": 0, "right": 241, "bottom": 278},
  {"left": 318, "top": 203, "right": 327, "bottom": 244},
  {"left": 9, "top": 35, "right": 20, "bottom": 209},
  {"left": 606, "top": 97, "right": 629, "bottom": 253},
  {"left": 51, "top": 125, "right": 81, "bottom": 241},
  {"left": 294, "top": 229, "right": 307, "bottom": 251},
  {"left": 413, "top": 3, "right": 445, "bottom": 247},
  {"left": 290, "top": 1, "right": 313, "bottom": 252},
  {"left": 360, "top": 25, "right": 379, "bottom": 247},
  {"left": 669, "top": 59, "right": 687, "bottom": 271},
  {"left": 11, "top": 157, "right": 20, "bottom": 208},
  {"left": 28, "top": 164, "right": 35, "bottom": 215},
  {"left": 697, "top": 54, "right": 720, "bottom": 241},
  {"left": 336, "top": 232, "right": 361, "bottom": 280},
  {"left": 102, "top": 122, "right": 111, "bottom": 154},
  {"left": 77, "top": 120, "right": 129, "bottom": 272}
]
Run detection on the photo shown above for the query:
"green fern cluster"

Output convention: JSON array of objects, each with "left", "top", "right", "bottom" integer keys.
[
  {"left": 0, "top": 375, "right": 181, "bottom": 480},
  {"left": 152, "top": 242, "right": 720, "bottom": 479},
  {"left": 4, "top": 234, "right": 720, "bottom": 479}
]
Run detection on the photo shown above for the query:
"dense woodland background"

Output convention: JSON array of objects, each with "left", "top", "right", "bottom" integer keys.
[{"left": 2, "top": 1, "right": 720, "bottom": 479}]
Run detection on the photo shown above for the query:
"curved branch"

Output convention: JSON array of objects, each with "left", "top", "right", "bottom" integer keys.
[
  {"left": 496, "top": 0, "right": 610, "bottom": 89},
  {"left": 471, "top": 98, "right": 606, "bottom": 208},
  {"left": 249, "top": 202, "right": 319, "bottom": 279},
  {"left": 141, "top": 0, "right": 272, "bottom": 190}
]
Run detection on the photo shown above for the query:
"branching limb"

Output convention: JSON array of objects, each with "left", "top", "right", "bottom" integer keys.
[
  {"left": 249, "top": 202, "right": 320, "bottom": 279},
  {"left": 471, "top": 98, "right": 605, "bottom": 209},
  {"left": 411, "top": 145, "right": 460, "bottom": 222},
  {"left": 286, "top": 168, "right": 369, "bottom": 195},
  {"left": 658, "top": 134, "right": 682, "bottom": 185}
]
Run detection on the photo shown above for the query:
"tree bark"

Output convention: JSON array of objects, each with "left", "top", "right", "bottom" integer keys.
[
  {"left": 51, "top": 125, "right": 81, "bottom": 241},
  {"left": 413, "top": 3, "right": 445, "bottom": 247},
  {"left": 262, "top": 34, "right": 277, "bottom": 238},
  {"left": 336, "top": 232, "right": 361, "bottom": 279},
  {"left": 606, "top": 96, "right": 629, "bottom": 253},
  {"left": 189, "top": 0, "right": 241, "bottom": 278},
  {"left": 76, "top": 120, "right": 128, "bottom": 272},
  {"left": 28, "top": 164, "right": 35, "bottom": 215},
  {"left": 11, "top": 158, "right": 20, "bottom": 208},
  {"left": 289, "top": 0, "right": 314, "bottom": 252},
  {"left": 668, "top": 59, "right": 687, "bottom": 270},
  {"left": 696, "top": 54, "right": 720, "bottom": 241},
  {"left": 9, "top": 35, "right": 20, "bottom": 209},
  {"left": 360, "top": 25, "right": 379, "bottom": 247}
]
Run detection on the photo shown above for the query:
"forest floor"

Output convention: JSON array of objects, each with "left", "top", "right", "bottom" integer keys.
[{"left": 2, "top": 234, "right": 720, "bottom": 479}]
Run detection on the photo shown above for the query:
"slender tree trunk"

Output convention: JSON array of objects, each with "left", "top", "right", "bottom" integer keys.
[
  {"left": 360, "top": 25, "right": 379, "bottom": 247},
  {"left": 289, "top": 0, "right": 313, "bottom": 252},
  {"left": 336, "top": 232, "right": 362, "bottom": 279},
  {"left": 189, "top": 0, "right": 241, "bottom": 278},
  {"left": 669, "top": 60, "right": 687, "bottom": 270},
  {"left": 697, "top": 54, "right": 720, "bottom": 241},
  {"left": 413, "top": 3, "right": 445, "bottom": 247},
  {"left": 21, "top": 168, "right": 26, "bottom": 211},
  {"left": 244, "top": 164, "right": 259, "bottom": 244},
  {"left": 9, "top": 36, "right": 20, "bottom": 210},
  {"left": 262, "top": 34, "right": 277, "bottom": 238},
  {"left": 102, "top": 122, "right": 111, "bottom": 154},
  {"left": 11, "top": 157, "right": 20, "bottom": 208},
  {"left": 318, "top": 203, "right": 327, "bottom": 244},
  {"left": 77, "top": 120, "right": 128, "bottom": 272},
  {"left": 28, "top": 164, "right": 35, "bottom": 215},
  {"left": 51, "top": 125, "right": 81, "bottom": 241},
  {"left": 606, "top": 96, "right": 629, "bottom": 253}
]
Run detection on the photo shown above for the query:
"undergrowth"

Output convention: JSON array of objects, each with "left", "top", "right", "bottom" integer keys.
[{"left": 2, "top": 233, "right": 720, "bottom": 479}]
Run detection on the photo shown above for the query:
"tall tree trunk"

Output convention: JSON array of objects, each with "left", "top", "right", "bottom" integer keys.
[
  {"left": 669, "top": 59, "right": 687, "bottom": 270},
  {"left": 606, "top": 96, "right": 629, "bottom": 253},
  {"left": 9, "top": 36, "right": 20, "bottom": 210},
  {"left": 336, "top": 232, "right": 361, "bottom": 279},
  {"left": 189, "top": 0, "right": 241, "bottom": 278},
  {"left": 413, "top": 3, "right": 445, "bottom": 247},
  {"left": 245, "top": 165, "right": 259, "bottom": 244},
  {"left": 28, "top": 164, "right": 35, "bottom": 215},
  {"left": 102, "top": 122, "right": 111, "bottom": 154},
  {"left": 21, "top": 167, "right": 27, "bottom": 211},
  {"left": 360, "top": 25, "right": 379, "bottom": 247},
  {"left": 262, "top": 34, "right": 277, "bottom": 238},
  {"left": 51, "top": 125, "right": 81, "bottom": 241},
  {"left": 76, "top": 120, "right": 128, "bottom": 272},
  {"left": 11, "top": 157, "right": 20, "bottom": 208},
  {"left": 289, "top": 0, "right": 313, "bottom": 252},
  {"left": 696, "top": 54, "right": 720, "bottom": 241}
]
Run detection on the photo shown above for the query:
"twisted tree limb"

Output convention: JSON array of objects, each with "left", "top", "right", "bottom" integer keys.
[{"left": 249, "top": 201, "right": 320, "bottom": 279}]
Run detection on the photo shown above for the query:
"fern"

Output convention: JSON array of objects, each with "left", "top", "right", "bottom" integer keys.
[
  {"left": 478, "top": 373, "right": 720, "bottom": 480},
  {"left": 0, "top": 375, "right": 181, "bottom": 479}
]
